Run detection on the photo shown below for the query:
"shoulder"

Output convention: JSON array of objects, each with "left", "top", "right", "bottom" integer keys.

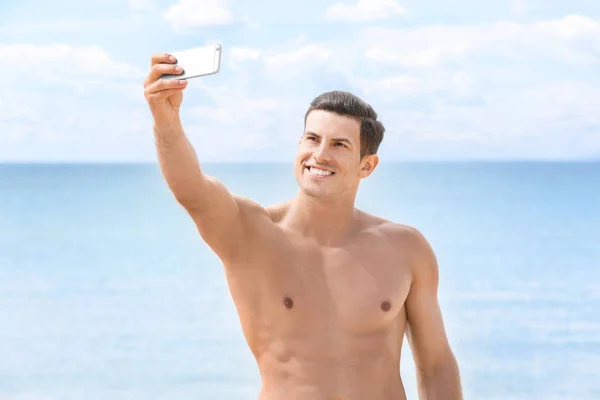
[
  {"left": 377, "top": 222, "right": 439, "bottom": 282},
  {"left": 378, "top": 222, "right": 430, "bottom": 248},
  {"left": 230, "top": 195, "right": 284, "bottom": 232},
  {"left": 232, "top": 194, "right": 269, "bottom": 217},
  {"left": 354, "top": 209, "right": 435, "bottom": 257}
]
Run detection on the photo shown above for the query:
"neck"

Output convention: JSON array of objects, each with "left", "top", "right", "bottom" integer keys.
[{"left": 284, "top": 188, "right": 358, "bottom": 245}]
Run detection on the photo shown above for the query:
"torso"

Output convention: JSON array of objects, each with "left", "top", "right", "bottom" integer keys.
[{"left": 222, "top": 203, "right": 414, "bottom": 400}]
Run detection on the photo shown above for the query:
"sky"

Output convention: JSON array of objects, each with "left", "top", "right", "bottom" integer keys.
[{"left": 1, "top": 0, "right": 599, "bottom": 162}]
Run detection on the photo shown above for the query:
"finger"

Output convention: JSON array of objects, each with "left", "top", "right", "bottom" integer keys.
[
  {"left": 145, "top": 78, "right": 187, "bottom": 97},
  {"left": 150, "top": 52, "right": 177, "bottom": 67},
  {"left": 147, "top": 87, "right": 186, "bottom": 103},
  {"left": 145, "top": 63, "right": 185, "bottom": 87}
]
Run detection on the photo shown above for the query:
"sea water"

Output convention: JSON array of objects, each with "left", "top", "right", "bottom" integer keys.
[{"left": 0, "top": 162, "right": 598, "bottom": 399}]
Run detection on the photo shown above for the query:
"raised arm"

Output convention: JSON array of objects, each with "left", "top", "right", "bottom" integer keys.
[
  {"left": 403, "top": 227, "right": 463, "bottom": 400},
  {"left": 143, "top": 52, "right": 267, "bottom": 262}
]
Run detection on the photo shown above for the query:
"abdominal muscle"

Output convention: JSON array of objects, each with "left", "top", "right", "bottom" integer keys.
[
  {"left": 256, "top": 350, "right": 407, "bottom": 400},
  {"left": 250, "top": 322, "right": 408, "bottom": 400}
]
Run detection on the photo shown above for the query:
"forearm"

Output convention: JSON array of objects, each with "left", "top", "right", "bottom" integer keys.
[
  {"left": 416, "top": 358, "right": 463, "bottom": 400},
  {"left": 154, "top": 121, "right": 207, "bottom": 206}
]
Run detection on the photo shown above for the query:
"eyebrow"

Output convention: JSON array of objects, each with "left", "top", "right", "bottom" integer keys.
[{"left": 305, "top": 131, "right": 353, "bottom": 146}]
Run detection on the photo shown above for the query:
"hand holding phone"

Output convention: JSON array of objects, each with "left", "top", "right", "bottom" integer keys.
[
  {"left": 143, "top": 45, "right": 222, "bottom": 127},
  {"left": 160, "top": 44, "right": 222, "bottom": 81}
]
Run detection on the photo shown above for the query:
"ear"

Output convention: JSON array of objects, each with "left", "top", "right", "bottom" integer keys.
[{"left": 358, "top": 154, "right": 379, "bottom": 178}]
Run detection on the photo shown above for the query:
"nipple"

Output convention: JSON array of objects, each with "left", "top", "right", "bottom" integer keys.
[{"left": 381, "top": 301, "right": 391, "bottom": 312}]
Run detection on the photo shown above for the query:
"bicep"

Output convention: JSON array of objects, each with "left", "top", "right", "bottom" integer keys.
[
  {"left": 184, "top": 175, "right": 268, "bottom": 262},
  {"left": 404, "top": 230, "right": 453, "bottom": 373}
]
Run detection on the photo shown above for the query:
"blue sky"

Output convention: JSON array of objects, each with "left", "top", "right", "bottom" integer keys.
[{"left": 1, "top": 0, "right": 599, "bottom": 162}]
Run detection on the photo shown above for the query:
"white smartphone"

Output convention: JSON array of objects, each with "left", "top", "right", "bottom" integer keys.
[{"left": 161, "top": 44, "right": 222, "bottom": 80}]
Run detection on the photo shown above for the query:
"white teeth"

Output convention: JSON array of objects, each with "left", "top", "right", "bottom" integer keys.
[{"left": 308, "top": 167, "right": 333, "bottom": 176}]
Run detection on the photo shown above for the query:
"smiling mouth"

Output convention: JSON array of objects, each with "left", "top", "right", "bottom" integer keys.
[{"left": 306, "top": 166, "right": 335, "bottom": 177}]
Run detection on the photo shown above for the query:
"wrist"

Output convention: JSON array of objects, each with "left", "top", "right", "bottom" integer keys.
[
  {"left": 154, "top": 121, "right": 182, "bottom": 133},
  {"left": 153, "top": 113, "right": 183, "bottom": 132}
]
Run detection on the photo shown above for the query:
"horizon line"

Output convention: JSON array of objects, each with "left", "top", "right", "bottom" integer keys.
[{"left": 0, "top": 159, "right": 599, "bottom": 165}]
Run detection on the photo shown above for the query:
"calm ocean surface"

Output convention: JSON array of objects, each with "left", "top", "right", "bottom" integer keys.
[{"left": 0, "top": 162, "right": 598, "bottom": 400}]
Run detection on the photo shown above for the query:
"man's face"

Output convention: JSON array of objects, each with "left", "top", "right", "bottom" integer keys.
[{"left": 294, "top": 110, "right": 378, "bottom": 199}]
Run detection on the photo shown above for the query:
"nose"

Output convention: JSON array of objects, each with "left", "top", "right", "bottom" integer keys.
[{"left": 313, "top": 142, "right": 332, "bottom": 162}]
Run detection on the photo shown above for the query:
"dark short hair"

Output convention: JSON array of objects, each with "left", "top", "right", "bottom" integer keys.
[{"left": 304, "top": 90, "right": 385, "bottom": 159}]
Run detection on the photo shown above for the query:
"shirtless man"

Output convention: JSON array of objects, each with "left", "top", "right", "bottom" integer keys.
[{"left": 143, "top": 53, "right": 463, "bottom": 400}]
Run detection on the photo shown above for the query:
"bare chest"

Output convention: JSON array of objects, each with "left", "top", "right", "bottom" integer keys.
[{"left": 236, "top": 234, "right": 412, "bottom": 336}]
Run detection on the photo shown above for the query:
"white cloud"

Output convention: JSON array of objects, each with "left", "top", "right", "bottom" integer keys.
[
  {"left": 362, "top": 15, "right": 600, "bottom": 68},
  {"left": 228, "top": 47, "right": 260, "bottom": 70},
  {"left": 191, "top": 96, "right": 279, "bottom": 126},
  {"left": 0, "top": 43, "right": 144, "bottom": 84},
  {"left": 0, "top": 42, "right": 150, "bottom": 161},
  {"left": 163, "top": 0, "right": 233, "bottom": 32},
  {"left": 0, "top": 96, "right": 36, "bottom": 124},
  {"left": 262, "top": 43, "right": 332, "bottom": 77},
  {"left": 392, "top": 80, "right": 600, "bottom": 159},
  {"left": 326, "top": 0, "right": 408, "bottom": 22},
  {"left": 352, "top": 71, "right": 474, "bottom": 97},
  {"left": 159, "top": 14, "right": 600, "bottom": 160},
  {"left": 2, "top": 4, "right": 600, "bottom": 162},
  {"left": 185, "top": 81, "right": 294, "bottom": 148}
]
